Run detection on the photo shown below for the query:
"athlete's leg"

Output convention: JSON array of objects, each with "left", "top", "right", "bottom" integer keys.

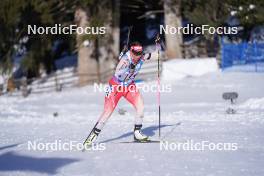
[
  {"left": 96, "top": 85, "right": 122, "bottom": 130},
  {"left": 124, "top": 85, "right": 148, "bottom": 141},
  {"left": 84, "top": 84, "right": 122, "bottom": 145},
  {"left": 124, "top": 84, "right": 144, "bottom": 125},
  {"left": 123, "top": 84, "right": 148, "bottom": 141}
]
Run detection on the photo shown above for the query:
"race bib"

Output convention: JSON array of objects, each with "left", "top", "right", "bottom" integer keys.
[{"left": 105, "top": 85, "right": 114, "bottom": 98}]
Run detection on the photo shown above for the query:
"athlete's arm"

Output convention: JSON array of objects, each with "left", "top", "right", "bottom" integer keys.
[{"left": 115, "top": 56, "right": 130, "bottom": 77}]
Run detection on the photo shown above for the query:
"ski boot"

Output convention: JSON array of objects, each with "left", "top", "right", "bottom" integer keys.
[
  {"left": 134, "top": 124, "right": 149, "bottom": 142},
  {"left": 83, "top": 128, "right": 101, "bottom": 148}
]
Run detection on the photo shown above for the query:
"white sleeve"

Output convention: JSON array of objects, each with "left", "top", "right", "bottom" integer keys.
[{"left": 115, "top": 55, "right": 130, "bottom": 77}]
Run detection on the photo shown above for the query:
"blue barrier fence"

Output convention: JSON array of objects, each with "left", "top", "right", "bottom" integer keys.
[{"left": 221, "top": 41, "right": 264, "bottom": 72}]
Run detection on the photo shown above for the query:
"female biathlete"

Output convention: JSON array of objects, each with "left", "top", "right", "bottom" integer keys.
[{"left": 84, "top": 42, "right": 151, "bottom": 145}]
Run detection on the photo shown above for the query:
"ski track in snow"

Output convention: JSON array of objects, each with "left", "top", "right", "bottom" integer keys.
[{"left": 0, "top": 72, "right": 264, "bottom": 176}]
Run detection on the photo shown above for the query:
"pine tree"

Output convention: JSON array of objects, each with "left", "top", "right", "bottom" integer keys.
[
  {"left": 0, "top": 0, "right": 115, "bottom": 82},
  {"left": 182, "top": 0, "right": 264, "bottom": 40},
  {"left": 164, "top": 0, "right": 183, "bottom": 59},
  {"left": 0, "top": 0, "right": 78, "bottom": 76}
]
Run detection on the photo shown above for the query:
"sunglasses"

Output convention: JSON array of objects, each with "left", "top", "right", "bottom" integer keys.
[{"left": 131, "top": 45, "right": 143, "bottom": 56}]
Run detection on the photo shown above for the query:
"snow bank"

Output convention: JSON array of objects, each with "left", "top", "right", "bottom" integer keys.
[
  {"left": 240, "top": 97, "right": 264, "bottom": 109},
  {"left": 223, "top": 62, "right": 264, "bottom": 72},
  {"left": 0, "top": 75, "right": 4, "bottom": 84},
  {"left": 162, "top": 58, "right": 219, "bottom": 81}
]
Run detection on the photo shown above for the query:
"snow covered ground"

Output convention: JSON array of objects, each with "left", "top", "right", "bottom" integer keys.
[{"left": 0, "top": 61, "right": 264, "bottom": 176}]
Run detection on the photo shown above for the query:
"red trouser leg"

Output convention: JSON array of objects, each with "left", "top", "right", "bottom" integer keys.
[
  {"left": 96, "top": 83, "right": 144, "bottom": 130},
  {"left": 97, "top": 85, "right": 122, "bottom": 128},
  {"left": 124, "top": 84, "right": 144, "bottom": 125}
]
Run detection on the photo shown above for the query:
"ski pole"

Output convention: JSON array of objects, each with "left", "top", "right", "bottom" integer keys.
[
  {"left": 119, "top": 26, "right": 133, "bottom": 59},
  {"left": 155, "top": 34, "right": 161, "bottom": 138},
  {"left": 126, "top": 26, "right": 133, "bottom": 47}
]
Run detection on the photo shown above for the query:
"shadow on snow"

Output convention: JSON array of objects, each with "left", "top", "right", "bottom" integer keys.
[
  {"left": 0, "top": 151, "right": 79, "bottom": 175},
  {"left": 0, "top": 143, "right": 20, "bottom": 151},
  {"left": 100, "top": 123, "right": 181, "bottom": 143}
]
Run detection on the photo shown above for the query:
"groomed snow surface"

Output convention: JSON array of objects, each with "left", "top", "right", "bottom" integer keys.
[{"left": 1, "top": 58, "right": 264, "bottom": 176}]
